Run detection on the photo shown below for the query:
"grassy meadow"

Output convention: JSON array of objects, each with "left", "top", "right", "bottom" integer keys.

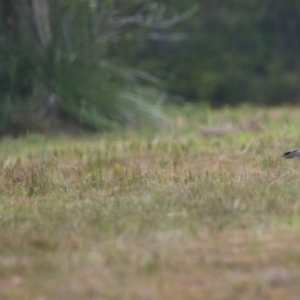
[{"left": 2, "top": 105, "right": 300, "bottom": 299}]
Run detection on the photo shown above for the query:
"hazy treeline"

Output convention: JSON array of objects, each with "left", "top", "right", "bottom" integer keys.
[
  {"left": 131, "top": 0, "right": 300, "bottom": 106},
  {"left": 0, "top": 0, "right": 299, "bottom": 134}
]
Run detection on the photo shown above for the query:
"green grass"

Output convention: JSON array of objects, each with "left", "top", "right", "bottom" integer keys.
[{"left": 1, "top": 105, "right": 300, "bottom": 299}]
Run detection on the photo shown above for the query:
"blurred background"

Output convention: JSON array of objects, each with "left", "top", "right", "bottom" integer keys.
[{"left": 1, "top": 0, "right": 299, "bottom": 135}]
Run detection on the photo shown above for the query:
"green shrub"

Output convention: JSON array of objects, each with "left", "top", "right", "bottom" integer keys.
[{"left": 0, "top": 0, "right": 166, "bottom": 135}]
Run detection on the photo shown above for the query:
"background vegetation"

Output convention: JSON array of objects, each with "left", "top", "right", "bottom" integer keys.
[
  {"left": 0, "top": 0, "right": 169, "bottom": 134},
  {"left": 1, "top": 0, "right": 300, "bottom": 133},
  {"left": 129, "top": 0, "right": 300, "bottom": 106}
]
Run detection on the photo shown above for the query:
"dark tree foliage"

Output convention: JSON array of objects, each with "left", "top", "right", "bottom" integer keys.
[{"left": 122, "top": 0, "right": 300, "bottom": 106}]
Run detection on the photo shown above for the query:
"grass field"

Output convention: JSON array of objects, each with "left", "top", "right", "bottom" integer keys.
[{"left": 1, "top": 105, "right": 300, "bottom": 299}]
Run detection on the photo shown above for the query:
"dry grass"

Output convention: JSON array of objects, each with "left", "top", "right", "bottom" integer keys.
[{"left": 1, "top": 105, "right": 300, "bottom": 299}]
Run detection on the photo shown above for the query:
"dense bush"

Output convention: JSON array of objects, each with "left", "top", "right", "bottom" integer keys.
[{"left": 0, "top": 0, "right": 167, "bottom": 135}]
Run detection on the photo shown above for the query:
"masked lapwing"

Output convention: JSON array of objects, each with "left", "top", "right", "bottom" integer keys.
[{"left": 282, "top": 149, "right": 300, "bottom": 159}]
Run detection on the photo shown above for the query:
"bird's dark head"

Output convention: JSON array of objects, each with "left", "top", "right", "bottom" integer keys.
[
  {"left": 282, "top": 149, "right": 300, "bottom": 159},
  {"left": 282, "top": 151, "right": 291, "bottom": 158}
]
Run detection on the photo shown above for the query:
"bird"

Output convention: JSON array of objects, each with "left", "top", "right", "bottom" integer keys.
[{"left": 282, "top": 149, "right": 300, "bottom": 159}]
